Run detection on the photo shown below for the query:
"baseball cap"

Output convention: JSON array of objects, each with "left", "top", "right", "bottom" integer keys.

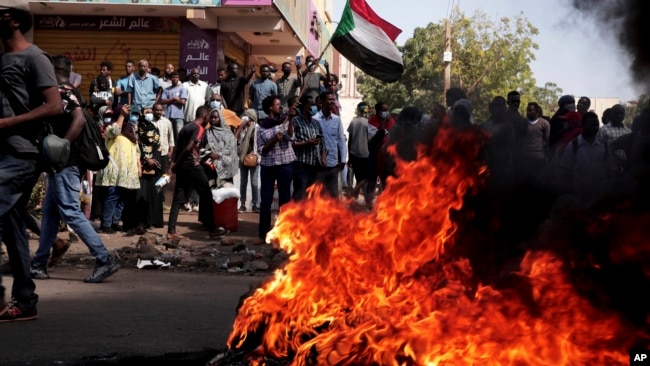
[{"left": 0, "top": 0, "right": 31, "bottom": 12}]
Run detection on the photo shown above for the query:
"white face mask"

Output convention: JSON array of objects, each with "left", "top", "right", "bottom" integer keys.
[
  {"left": 210, "top": 100, "right": 221, "bottom": 110},
  {"left": 144, "top": 113, "right": 154, "bottom": 122},
  {"left": 103, "top": 117, "right": 112, "bottom": 124}
]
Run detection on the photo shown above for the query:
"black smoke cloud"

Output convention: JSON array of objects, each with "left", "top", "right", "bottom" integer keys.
[{"left": 571, "top": 0, "right": 650, "bottom": 90}]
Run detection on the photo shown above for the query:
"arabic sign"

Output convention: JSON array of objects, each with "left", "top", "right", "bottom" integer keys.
[
  {"left": 180, "top": 21, "right": 218, "bottom": 84},
  {"left": 38, "top": 0, "right": 221, "bottom": 4},
  {"left": 221, "top": 0, "right": 272, "bottom": 5},
  {"left": 35, "top": 15, "right": 180, "bottom": 32},
  {"left": 306, "top": 0, "right": 320, "bottom": 57}
]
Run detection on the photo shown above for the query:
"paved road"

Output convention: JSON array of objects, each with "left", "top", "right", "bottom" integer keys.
[{"left": 0, "top": 268, "right": 262, "bottom": 365}]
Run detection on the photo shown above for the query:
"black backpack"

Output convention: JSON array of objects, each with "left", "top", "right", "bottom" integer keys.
[{"left": 75, "top": 109, "right": 110, "bottom": 171}]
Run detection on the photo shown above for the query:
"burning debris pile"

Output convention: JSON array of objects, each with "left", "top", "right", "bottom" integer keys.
[{"left": 218, "top": 125, "right": 649, "bottom": 365}]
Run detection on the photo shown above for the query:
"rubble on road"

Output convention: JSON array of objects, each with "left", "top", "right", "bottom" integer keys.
[{"left": 42, "top": 232, "right": 287, "bottom": 275}]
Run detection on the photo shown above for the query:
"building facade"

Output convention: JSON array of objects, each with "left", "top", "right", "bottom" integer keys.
[{"left": 28, "top": 0, "right": 334, "bottom": 93}]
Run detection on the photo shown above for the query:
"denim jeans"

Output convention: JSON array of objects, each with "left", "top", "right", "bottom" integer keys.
[
  {"left": 101, "top": 186, "right": 126, "bottom": 228},
  {"left": 239, "top": 162, "right": 259, "bottom": 208},
  {"left": 259, "top": 163, "right": 293, "bottom": 239},
  {"left": 292, "top": 161, "right": 319, "bottom": 201},
  {"left": 33, "top": 166, "right": 111, "bottom": 268},
  {"left": 170, "top": 118, "right": 184, "bottom": 144},
  {"left": 0, "top": 153, "right": 39, "bottom": 306}
]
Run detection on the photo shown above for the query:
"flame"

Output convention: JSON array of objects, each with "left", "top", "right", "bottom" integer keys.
[{"left": 226, "top": 125, "right": 643, "bottom": 365}]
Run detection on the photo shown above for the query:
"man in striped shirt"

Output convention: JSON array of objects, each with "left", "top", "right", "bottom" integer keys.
[{"left": 292, "top": 95, "right": 326, "bottom": 201}]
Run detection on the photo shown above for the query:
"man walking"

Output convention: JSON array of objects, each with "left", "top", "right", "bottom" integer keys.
[
  {"left": 30, "top": 55, "right": 120, "bottom": 284},
  {"left": 166, "top": 106, "right": 221, "bottom": 239},
  {"left": 0, "top": 0, "right": 62, "bottom": 322}
]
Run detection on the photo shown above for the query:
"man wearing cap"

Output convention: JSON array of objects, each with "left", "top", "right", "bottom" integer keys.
[{"left": 0, "top": 0, "right": 63, "bottom": 322}]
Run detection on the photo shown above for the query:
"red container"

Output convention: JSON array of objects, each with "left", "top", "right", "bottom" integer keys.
[{"left": 213, "top": 197, "right": 238, "bottom": 232}]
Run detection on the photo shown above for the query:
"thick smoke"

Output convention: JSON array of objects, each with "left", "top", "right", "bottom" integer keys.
[{"left": 571, "top": 0, "right": 650, "bottom": 90}]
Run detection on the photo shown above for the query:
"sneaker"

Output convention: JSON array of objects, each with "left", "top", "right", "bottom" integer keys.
[
  {"left": 192, "top": 204, "right": 199, "bottom": 212},
  {"left": 84, "top": 256, "right": 120, "bottom": 283},
  {"left": 30, "top": 265, "right": 49, "bottom": 280},
  {"left": 98, "top": 226, "right": 116, "bottom": 234},
  {"left": 184, "top": 203, "right": 192, "bottom": 213},
  {"left": 252, "top": 205, "right": 260, "bottom": 213},
  {"left": 0, "top": 301, "right": 38, "bottom": 322},
  {"left": 238, "top": 205, "right": 247, "bottom": 213},
  {"left": 111, "top": 223, "right": 123, "bottom": 232}
]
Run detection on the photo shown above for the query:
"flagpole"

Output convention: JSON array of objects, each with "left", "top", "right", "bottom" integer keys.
[
  {"left": 296, "top": 38, "right": 334, "bottom": 100},
  {"left": 317, "top": 38, "right": 334, "bottom": 62}
]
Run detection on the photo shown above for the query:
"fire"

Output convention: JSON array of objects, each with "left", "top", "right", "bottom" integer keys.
[{"left": 226, "top": 125, "right": 644, "bottom": 365}]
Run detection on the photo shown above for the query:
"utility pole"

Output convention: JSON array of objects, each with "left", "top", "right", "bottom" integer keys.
[{"left": 443, "top": 19, "right": 452, "bottom": 95}]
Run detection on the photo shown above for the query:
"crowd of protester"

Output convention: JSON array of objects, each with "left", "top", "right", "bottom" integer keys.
[{"left": 2, "top": 0, "right": 649, "bottom": 322}]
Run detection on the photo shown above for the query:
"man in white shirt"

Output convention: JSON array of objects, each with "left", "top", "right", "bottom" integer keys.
[
  {"left": 151, "top": 102, "right": 175, "bottom": 174},
  {"left": 182, "top": 67, "right": 208, "bottom": 122}
]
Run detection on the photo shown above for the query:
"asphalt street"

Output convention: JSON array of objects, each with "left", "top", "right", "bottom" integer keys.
[{"left": 0, "top": 268, "right": 262, "bottom": 365}]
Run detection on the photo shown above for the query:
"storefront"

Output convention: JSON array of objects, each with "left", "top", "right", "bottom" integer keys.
[{"left": 33, "top": 15, "right": 182, "bottom": 94}]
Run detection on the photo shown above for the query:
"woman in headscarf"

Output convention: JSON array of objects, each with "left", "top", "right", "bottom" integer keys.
[
  {"left": 198, "top": 108, "right": 238, "bottom": 228},
  {"left": 203, "top": 107, "right": 238, "bottom": 187},
  {"left": 95, "top": 105, "right": 141, "bottom": 234},
  {"left": 135, "top": 106, "right": 163, "bottom": 234}
]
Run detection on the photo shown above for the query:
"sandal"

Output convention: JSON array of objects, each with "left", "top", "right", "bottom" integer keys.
[{"left": 166, "top": 233, "right": 186, "bottom": 241}]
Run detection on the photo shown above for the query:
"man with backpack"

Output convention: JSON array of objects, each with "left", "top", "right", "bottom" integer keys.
[{"left": 29, "top": 55, "right": 119, "bottom": 284}]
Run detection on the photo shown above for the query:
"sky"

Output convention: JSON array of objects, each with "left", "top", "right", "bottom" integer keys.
[{"left": 332, "top": 0, "right": 642, "bottom": 103}]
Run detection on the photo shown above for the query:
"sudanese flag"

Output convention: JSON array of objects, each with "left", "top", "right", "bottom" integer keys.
[{"left": 331, "top": 0, "right": 404, "bottom": 83}]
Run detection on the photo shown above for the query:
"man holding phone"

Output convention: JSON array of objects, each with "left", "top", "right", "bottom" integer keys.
[{"left": 291, "top": 95, "right": 326, "bottom": 201}]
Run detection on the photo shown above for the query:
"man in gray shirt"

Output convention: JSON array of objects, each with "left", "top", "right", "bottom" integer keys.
[
  {"left": 0, "top": 0, "right": 62, "bottom": 322},
  {"left": 249, "top": 64, "right": 277, "bottom": 120}
]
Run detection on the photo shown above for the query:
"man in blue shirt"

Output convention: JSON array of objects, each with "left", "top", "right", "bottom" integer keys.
[
  {"left": 249, "top": 64, "right": 277, "bottom": 120},
  {"left": 313, "top": 91, "right": 347, "bottom": 198},
  {"left": 114, "top": 59, "right": 134, "bottom": 107},
  {"left": 127, "top": 59, "right": 161, "bottom": 112},
  {"left": 160, "top": 71, "right": 187, "bottom": 143}
]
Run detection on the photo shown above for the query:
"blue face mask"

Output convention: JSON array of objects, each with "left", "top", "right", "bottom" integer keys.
[
  {"left": 129, "top": 115, "right": 138, "bottom": 123},
  {"left": 309, "top": 106, "right": 318, "bottom": 116},
  {"left": 380, "top": 111, "right": 390, "bottom": 119},
  {"left": 209, "top": 100, "right": 221, "bottom": 110}
]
